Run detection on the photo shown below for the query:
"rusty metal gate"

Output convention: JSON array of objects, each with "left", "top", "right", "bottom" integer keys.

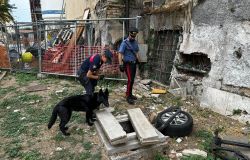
[{"left": 149, "top": 30, "right": 180, "bottom": 85}]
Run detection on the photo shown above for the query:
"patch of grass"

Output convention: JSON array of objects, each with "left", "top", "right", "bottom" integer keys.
[
  {"left": 90, "top": 152, "right": 102, "bottom": 160},
  {"left": 4, "top": 139, "right": 22, "bottom": 158},
  {"left": 83, "top": 141, "right": 93, "bottom": 150},
  {"left": 0, "top": 97, "right": 19, "bottom": 110},
  {"left": 171, "top": 96, "right": 183, "bottom": 106},
  {"left": 25, "top": 106, "right": 51, "bottom": 125},
  {"left": 71, "top": 112, "right": 85, "bottom": 124},
  {"left": 232, "top": 109, "right": 242, "bottom": 115},
  {"left": 28, "top": 126, "right": 40, "bottom": 137},
  {"left": 0, "top": 86, "right": 16, "bottom": 97},
  {"left": 154, "top": 152, "right": 169, "bottom": 160},
  {"left": 98, "top": 79, "right": 123, "bottom": 90},
  {"left": 181, "top": 155, "right": 215, "bottom": 160},
  {"left": 13, "top": 72, "right": 37, "bottom": 85},
  {"left": 18, "top": 93, "right": 43, "bottom": 102},
  {"left": 79, "top": 151, "right": 92, "bottom": 159},
  {"left": 1, "top": 111, "right": 28, "bottom": 137},
  {"left": 50, "top": 150, "right": 77, "bottom": 159},
  {"left": 52, "top": 133, "right": 78, "bottom": 144},
  {"left": 194, "top": 129, "right": 213, "bottom": 151},
  {"left": 21, "top": 150, "right": 42, "bottom": 160},
  {"left": 0, "top": 92, "right": 43, "bottom": 110}
]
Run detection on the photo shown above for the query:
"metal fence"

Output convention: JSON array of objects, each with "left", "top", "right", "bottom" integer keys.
[{"left": 0, "top": 17, "right": 140, "bottom": 78}]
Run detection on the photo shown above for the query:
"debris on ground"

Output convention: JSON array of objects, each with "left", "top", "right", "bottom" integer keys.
[
  {"left": 182, "top": 149, "right": 207, "bottom": 158},
  {"left": 151, "top": 88, "right": 167, "bottom": 94}
]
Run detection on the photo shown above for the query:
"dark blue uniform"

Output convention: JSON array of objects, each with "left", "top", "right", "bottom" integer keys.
[
  {"left": 77, "top": 54, "right": 103, "bottom": 95},
  {"left": 119, "top": 38, "right": 139, "bottom": 98}
]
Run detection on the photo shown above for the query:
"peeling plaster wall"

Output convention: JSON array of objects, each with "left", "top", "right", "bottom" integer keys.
[
  {"left": 64, "top": 0, "right": 98, "bottom": 20},
  {"left": 177, "top": 0, "right": 250, "bottom": 114}
]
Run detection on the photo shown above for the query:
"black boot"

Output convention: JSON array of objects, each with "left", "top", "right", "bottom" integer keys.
[
  {"left": 126, "top": 97, "right": 134, "bottom": 105},
  {"left": 130, "top": 95, "right": 137, "bottom": 100}
]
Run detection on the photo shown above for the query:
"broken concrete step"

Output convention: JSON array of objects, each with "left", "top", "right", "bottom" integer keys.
[
  {"left": 94, "top": 114, "right": 167, "bottom": 156},
  {"left": 127, "top": 108, "right": 160, "bottom": 145},
  {"left": 96, "top": 110, "right": 127, "bottom": 145}
]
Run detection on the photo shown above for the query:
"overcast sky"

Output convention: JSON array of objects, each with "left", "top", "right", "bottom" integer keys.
[
  {"left": 10, "top": 0, "right": 63, "bottom": 22},
  {"left": 10, "top": 0, "right": 31, "bottom": 22}
]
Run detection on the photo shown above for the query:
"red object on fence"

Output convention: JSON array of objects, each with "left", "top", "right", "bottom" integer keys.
[{"left": 42, "top": 45, "right": 119, "bottom": 76}]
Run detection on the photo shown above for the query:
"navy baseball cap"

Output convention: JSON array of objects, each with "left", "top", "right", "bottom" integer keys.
[{"left": 104, "top": 49, "right": 113, "bottom": 64}]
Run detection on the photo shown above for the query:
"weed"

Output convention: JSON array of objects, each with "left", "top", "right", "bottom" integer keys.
[
  {"left": 71, "top": 112, "right": 85, "bottom": 124},
  {"left": 154, "top": 152, "right": 169, "bottom": 160},
  {"left": 79, "top": 151, "right": 92, "bottom": 159},
  {"left": 13, "top": 72, "right": 37, "bottom": 85},
  {"left": 18, "top": 93, "right": 43, "bottom": 102},
  {"left": 181, "top": 155, "right": 216, "bottom": 160},
  {"left": 90, "top": 152, "right": 102, "bottom": 160},
  {"left": 4, "top": 139, "right": 22, "bottom": 158},
  {"left": 194, "top": 129, "right": 213, "bottom": 151},
  {"left": 50, "top": 150, "right": 77, "bottom": 159},
  {"left": 83, "top": 141, "right": 93, "bottom": 150},
  {"left": 25, "top": 106, "right": 51, "bottom": 125},
  {"left": 0, "top": 86, "right": 16, "bottom": 97},
  {"left": 232, "top": 109, "right": 242, "bottom": 115},
  {"left": 21, "top": 150, "right": 42, "bottom": 160},
  {"left": 1, "top": 111, "right": 28, "bottom": 137},
  {"left": 171, "top": 96, "right": 183, "bottom": 106},
  {"left": 53, "top": 133, "right": 66, "bottom": 142}
]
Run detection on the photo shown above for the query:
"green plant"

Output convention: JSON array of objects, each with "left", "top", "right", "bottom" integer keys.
[
  {"left": 194, "top": 130, "right": 213, "bottom": 151},
  {"left": 4, "top": 139, "right": 22, "bottom": 158},
  {"left": 1, "top": 111, "right": 28, "bottom": 137},
  {"left": 21, "top": 150, "right": 42, "bottom": 160},
  {"left": 90, "top": 152, "right": 102, "bottom": 160},
  {"left": 14, "top": 72, "right": 37, "bottom": 85},
  {"left": 181, "top": 155, "right": 215, "bottom": 160},
  {"left": 154, "top": 152, "right": 169, "bottom": 160},
  {"left": 83, "top": 141, "right": 93, "bottom": 150},
  {"left": 0, "top": 86, "right": 16, "bottom": 97},
  {"left": 232, "top": 109, "right": 242, "bottom": 115},
  {"left": 79, "top": 151, "right": 91, "bottom": 159}
]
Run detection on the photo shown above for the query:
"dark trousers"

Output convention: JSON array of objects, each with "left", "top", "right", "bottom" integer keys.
[
  {"left": 125, "top": 62, "right": 136, "bottom": 97},
  {"left": 78, "top": 73, "right": 97, "bottom": 95}
]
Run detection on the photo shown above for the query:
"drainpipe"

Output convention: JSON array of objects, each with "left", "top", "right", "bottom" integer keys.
[{"left": 125, "top": 0, "right": 130, "bottom": 34}]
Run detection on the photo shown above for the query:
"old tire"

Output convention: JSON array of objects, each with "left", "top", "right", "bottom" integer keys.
[{"left": 155, "top": 107, "right": 193, "bottom": 137}]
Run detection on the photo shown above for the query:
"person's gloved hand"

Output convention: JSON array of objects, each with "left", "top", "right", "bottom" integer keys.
[
  {"left": 119, "top": 64, "right": 125, "bottom": 72},
  {"left": 99, "top": 75, "right": 105, "bottom": 80}
]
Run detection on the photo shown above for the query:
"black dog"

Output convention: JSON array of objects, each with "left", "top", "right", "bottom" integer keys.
[{"left": 48, "top": 89, "right": 109, "bottom": 135}]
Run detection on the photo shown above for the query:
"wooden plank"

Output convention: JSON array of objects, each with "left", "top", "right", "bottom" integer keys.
[
  {"left": 0, "top": 71, "right": 7, "bottom": 81},
  {"left": 127, "top": 108, "right": 159, "bottom": 145},
  {"left": 96, "top": 110, "right": 127, "bottom": 145}
]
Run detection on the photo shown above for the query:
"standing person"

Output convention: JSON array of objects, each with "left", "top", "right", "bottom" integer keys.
[
  {"left": 118, "top": 27, "right": 140, "bottom": 105},
  {"left": 77, "top": 49, "right": 113, "bottom": 96}
]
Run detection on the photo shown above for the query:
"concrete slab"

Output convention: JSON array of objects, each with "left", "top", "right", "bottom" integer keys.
[
  {"left": 94, "top": 114, "right": 167, "bottom": 156},
  {"left": 110, "top": 142, "right": 168, "bottom": 160},
  {"left": 127, "top": 108, "right": 159, "bottom": 145},
  {"left": 96, "top": 110, "right": 127, "bottom": 145}
]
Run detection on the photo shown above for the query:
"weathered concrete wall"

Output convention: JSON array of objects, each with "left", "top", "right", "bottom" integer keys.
[
  {"left": 177, "top": 0, "right": 250, "bottom": 115},
  {"left": 64, "top": 0, "right": 98, "bottom": 20}
]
